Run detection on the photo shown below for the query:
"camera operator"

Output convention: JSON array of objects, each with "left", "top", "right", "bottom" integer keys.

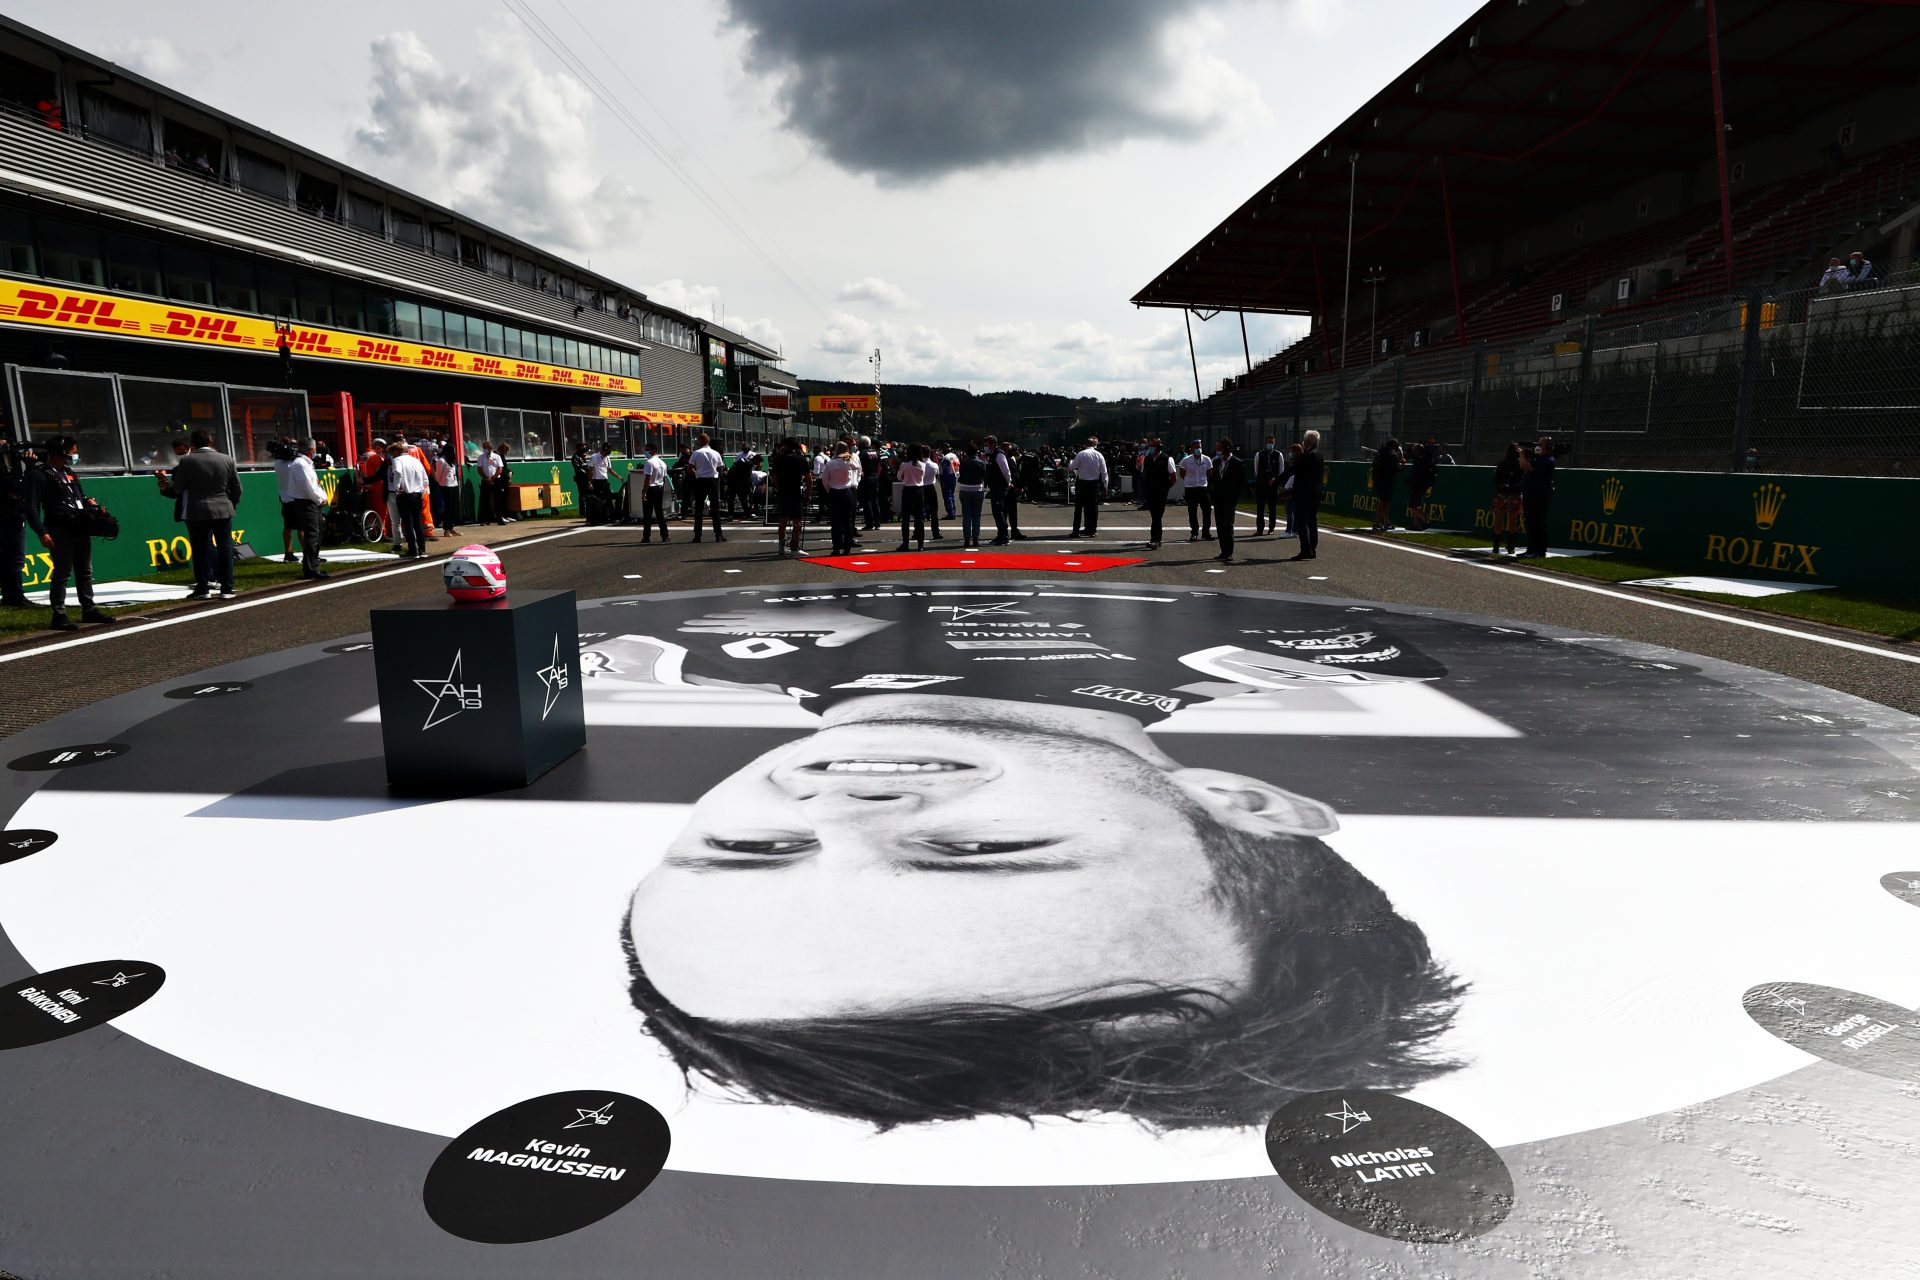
[
  {"left": 23, "top": 434, "right": 115, "bottom": 631},
  {"left": 277, "top": 437, "right": 329, "bottom": 580},
  {"left": 0, "top": 436, "right": 35, "bottom": 608}
]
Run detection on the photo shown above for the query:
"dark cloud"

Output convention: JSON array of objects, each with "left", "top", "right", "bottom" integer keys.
[{"left": 720, "top": 0, "right": 1251, "bottom": 181}]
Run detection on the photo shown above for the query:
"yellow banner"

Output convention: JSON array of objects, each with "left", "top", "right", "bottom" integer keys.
[
  {"left": 0, "top": 280, "right": 639, "bottom": 394},
  {"left": 598, "top": 408, "right": 704, "bottom": 424},
  {"left": 808, "top": 395, "right": 876, "bottom": 412}
]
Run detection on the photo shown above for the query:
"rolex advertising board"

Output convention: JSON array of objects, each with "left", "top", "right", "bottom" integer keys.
[{"left": 1322, "top": 461, "right": 1917, "bottom": 595}]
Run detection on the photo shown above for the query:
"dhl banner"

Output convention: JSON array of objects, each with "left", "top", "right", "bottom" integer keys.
[
  {"left": 0, "top": 280, "right": 639, "bottom": 395},
  {"left": 598, "top": 408, "right": 704, "bottom": 424},
  {"left": 808, "top": 395, "right": 876, "bottom": 412}
]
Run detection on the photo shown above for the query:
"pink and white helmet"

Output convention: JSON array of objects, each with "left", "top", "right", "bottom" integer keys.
[{"left": 443, "top": 544, "right": 507, "bottom": 601}]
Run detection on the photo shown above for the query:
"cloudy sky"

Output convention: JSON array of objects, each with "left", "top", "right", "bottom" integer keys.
[{"left": 37, "top": 1, "right": 1478, "bottom": 399}]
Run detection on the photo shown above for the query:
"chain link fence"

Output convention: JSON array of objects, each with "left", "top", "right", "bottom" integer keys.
[{"left": 1098, "top": 264, "right": 1920, "bottom": 476}]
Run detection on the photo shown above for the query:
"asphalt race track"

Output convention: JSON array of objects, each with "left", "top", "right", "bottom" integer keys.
[{"left": 0, "top": 512, "right": 1916, "bottom": 1278}]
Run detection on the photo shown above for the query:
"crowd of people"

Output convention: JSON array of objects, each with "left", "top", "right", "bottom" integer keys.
[
  {"left": 601, "top": 429, "right": 1328, "bottom": 566},
  {"left": 22, "top": 418, "right": 1619, "bottom": 633}
]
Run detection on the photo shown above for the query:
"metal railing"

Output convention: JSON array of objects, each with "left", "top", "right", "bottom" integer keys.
[{"left": 1100, "top": 267, "right": 1920, "bottom": 475}]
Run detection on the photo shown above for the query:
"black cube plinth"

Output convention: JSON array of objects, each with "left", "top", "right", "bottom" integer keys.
[{"left": 370, "top": 589, "right": 585, "bottom": 793}]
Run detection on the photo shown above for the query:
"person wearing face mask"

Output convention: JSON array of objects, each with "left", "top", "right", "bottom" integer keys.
[
  {"left": 0, "top": 437, "right": 36, "bottom": 609},
  {"left": 23, "top": 435, "right": 115, "bottom": 631},
  {"left": 1211, "top": 438, "right": 1247, "bottom": 564},
  {"left": 1514, "top": 435, "right": 1557, "bottom": 558},
  {"left": 1179, "top": 440, "right": 1212, "bottom": 542},
  {"left": 1253, "top": 436, "right": 1284, "bottom": 536}
]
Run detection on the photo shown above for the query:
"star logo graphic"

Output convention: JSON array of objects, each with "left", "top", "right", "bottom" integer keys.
[
  {"left": 927, "top": 601, "right": 1030, "bottom": 624},
  {"left": 414, "top": 651, "right": 481, "bottom": 730},
  {"left": 1325, "top": 1099, "right": 1372, "bottom": 1135},
  {"left": 565, "top": 1101, "right": 617, "bottom": 1130},
  {"left": 1765, "top": 991, "right": 1809, "bottom": 1016},
  {"left": 92, "top": 971, "right": 146, "bottom": 988},
  {"left": 535, "top": 636, "right": 569, "bottom": 721}
]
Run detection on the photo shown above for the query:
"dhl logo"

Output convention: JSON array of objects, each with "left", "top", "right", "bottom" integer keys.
[
  {"left": 13, "top": 289, "right": 132, "bottom": 330},
  {"left": 164, "top": 312, "right": 247, "bottom": 344},
  {"left": 353, "top": 339, "right": 408, "bottom": 364},
  {"left": 0, "top": 281, "right": 639, "bottom": 395}
]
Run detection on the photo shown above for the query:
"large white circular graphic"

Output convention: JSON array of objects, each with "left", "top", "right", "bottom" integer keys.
[{"left": 2, "top": 584, "right": 1915, "bottom": 1187}]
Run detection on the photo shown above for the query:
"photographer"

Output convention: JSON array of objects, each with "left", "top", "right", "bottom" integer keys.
[
  {"left": 0, "top": 436, "right": 34, "bottom": 608},
  {"left": 23, "top": 435, "right": 115, "bottom": 631},
  {"left": 278, "top": 438, "right": 329, "bottom": 580}
]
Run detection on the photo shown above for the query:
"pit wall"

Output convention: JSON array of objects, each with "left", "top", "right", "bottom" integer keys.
[{"left": 1320, "top": 461, "right": 1916, "bottom": 597}]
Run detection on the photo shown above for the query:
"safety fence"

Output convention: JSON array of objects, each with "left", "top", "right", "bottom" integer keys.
[{"left": 1101, "top": 268, "right": 1920, "bottom": 477}]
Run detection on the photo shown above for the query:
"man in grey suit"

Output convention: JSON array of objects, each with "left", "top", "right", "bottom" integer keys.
[{"left": 170, "top": 429, "right": 243, "bottom": 600}]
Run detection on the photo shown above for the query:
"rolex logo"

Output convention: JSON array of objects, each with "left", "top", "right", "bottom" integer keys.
[
  {"left": 1753, "top": 483, "right": 1786, "bottom": 532},
  {"left": 1600, "top": 476, "right": 1623, "bottom": 515}
]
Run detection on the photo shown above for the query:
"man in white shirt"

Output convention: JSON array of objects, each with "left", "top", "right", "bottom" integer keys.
[
  {"left": 1068, "top": 437, "right": 1110, "bottom": 537},
  {"left": 475, "top": 442, "right": 501, "bottom": 525},
  {"left": 686, "top": 432, "right": 726, "bottom": 543},
  {"left": 821, "top": 444, "right": 861, "bottom": 556},
  {"left": 280, "top": 438, "right": 330, "bottom": 579},
  {"left": 384, "top": 443, "right": 431, "bottom": 557},
  {"left": 637, "top": 447, "right": 671, "bottom": 543},
  {"left": 1179, "top": 440, "right": 1213, "bottom": 542}
]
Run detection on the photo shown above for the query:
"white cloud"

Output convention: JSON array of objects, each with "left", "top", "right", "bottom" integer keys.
[
  {"left": 351, "top": 25, "right": 638, "bottom": 258},
  {"left": 646, "top": 279, "right": 788, "bottom": 358},
  {"left": 109, "top": 36, "right": 201, "bottom": 82},
  {"left": 834, "top": 276, "right": 917, "bottom": 310},
  {"left": 799, "top": 309, "right": 1307, "bottom": 399}
]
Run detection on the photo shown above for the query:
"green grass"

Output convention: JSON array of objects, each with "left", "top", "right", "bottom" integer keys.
[
  {"left": 1313, "top": 511, "right": 1920, "bottom": 642},
  {"left": 0, "top": 540, "right": 398, "bottom": 640}
]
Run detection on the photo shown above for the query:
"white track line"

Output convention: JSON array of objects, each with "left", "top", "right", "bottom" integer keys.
[
  {"left": 0, "top": 527, "right": 589, "bottom": 665},
  {"left": 1328, "top": 530, "right": 1920, "bottom": 666}
]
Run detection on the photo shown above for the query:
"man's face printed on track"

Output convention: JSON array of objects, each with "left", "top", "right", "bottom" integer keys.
[{"left": 627, "top": 694, "right": 1338, "bottom": 1021}]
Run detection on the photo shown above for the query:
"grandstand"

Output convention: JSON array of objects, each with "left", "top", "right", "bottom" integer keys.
[{"left": 1129, "top": 0, "right": 1920, "bottom": 475}]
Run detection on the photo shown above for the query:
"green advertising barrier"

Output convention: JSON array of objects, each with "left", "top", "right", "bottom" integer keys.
[
  {"left": 18, "top": 467, "right": 361, "bottom": 588},
  {"left": 1321, "top": 461, "right": 1918, "bottom": 597},
  {"left": 23, "top": 458, "right": 591, "bottom": 592}
]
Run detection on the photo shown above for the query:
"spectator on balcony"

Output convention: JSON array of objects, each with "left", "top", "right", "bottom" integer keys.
[
  {"left": 34, "top": 98, "right": 62, "bottom": 130},
  {"left": 1846, "top": 251, "right": 1880, "bottom": 289},
  {"left": 1818, "top": 258, "right": 1852, "bottom": 293}
]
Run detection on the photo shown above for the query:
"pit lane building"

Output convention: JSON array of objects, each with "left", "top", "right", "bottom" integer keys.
[{"left": 0, "top": 14, "right": 795, "bottom": 474}]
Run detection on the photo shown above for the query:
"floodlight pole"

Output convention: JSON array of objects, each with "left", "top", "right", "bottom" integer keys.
[
  {"left": 1705, "top": 0, "right": 1738, "bottom": 290},
  {"left": 1365, "top": 267, "right": 1386, "bottom": 426},
  {"left": 1184, "top": 309, "right": 1203, "bottom": 403},
  {"left": 1340, "top": 151, "right": 1358, "bottom": 370}
]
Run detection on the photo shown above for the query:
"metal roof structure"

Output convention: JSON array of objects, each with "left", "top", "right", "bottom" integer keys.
[{"left": 1132, "top": 0, "right": 1920, "bottom": 317}]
